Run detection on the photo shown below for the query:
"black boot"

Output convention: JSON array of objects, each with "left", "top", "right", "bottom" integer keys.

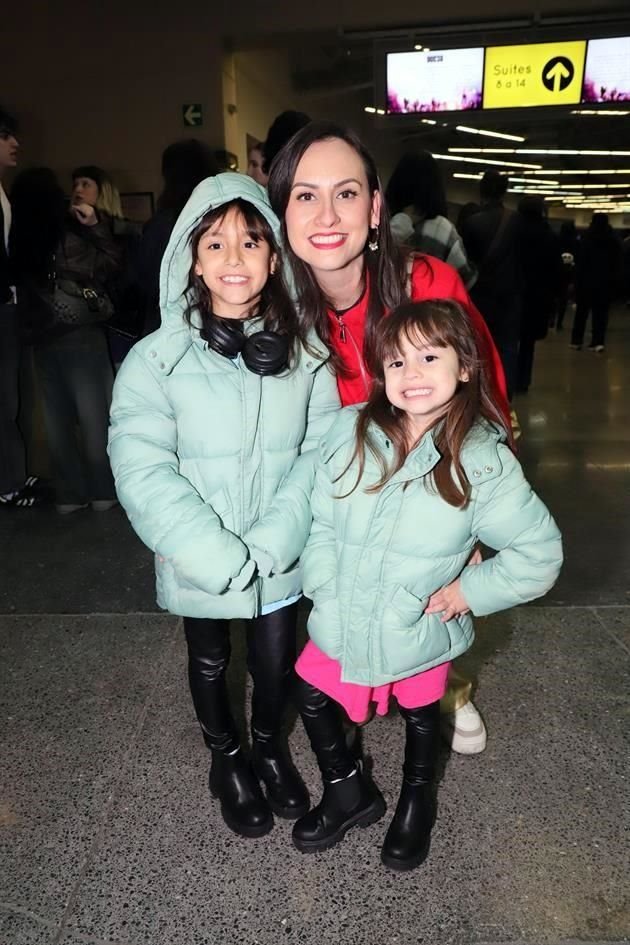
[
  {"left": 183, "top": 617, "right": 272, "bottom": 838},
  {"left": 209, "top": 748, "right": 273, "bottom": 839},
  {"left": 381, "top": 701, "right": 440, "bottom": 871},
  {"left": 247, "top": 603, "right": 309, "bottom": 820},
  {"left": 293, "top": 767, "right": 386, "bottom": 853},
  {"left": 292, "top": 678, "right": 385, "bottom": 853},
  {"left": 252, "top": 737, "right": 309, "bottom": 819}
]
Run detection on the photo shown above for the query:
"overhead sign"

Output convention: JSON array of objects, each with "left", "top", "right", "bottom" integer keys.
[
  {"left": 583, "top": 36, "right": 630, "bottom": 103},
  {"left": 387, "top": 47, "right": 484, "bottom": 114},
  {"left": 483, "top": 41, "right": 586, "bottom": 109},
  {"left": 182, "top": 104, "right": 203, "bottom": 127}
]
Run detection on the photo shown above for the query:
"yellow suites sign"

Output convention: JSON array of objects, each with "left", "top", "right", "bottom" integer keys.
[{"left": 483, "top": 41, "right": 587, "bottom": 109}]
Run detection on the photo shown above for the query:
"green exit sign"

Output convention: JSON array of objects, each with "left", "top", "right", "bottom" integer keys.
[{"left": 182, "top": 104, "right": 202, "bottom": 127}]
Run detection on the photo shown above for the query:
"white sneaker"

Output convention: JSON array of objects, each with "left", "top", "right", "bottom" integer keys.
[
  {"left": 91, "top": 499, "right": 119, "bottom": 512},
  {"left": 441, "top": 701, "right": 487, "bottom": 754}
]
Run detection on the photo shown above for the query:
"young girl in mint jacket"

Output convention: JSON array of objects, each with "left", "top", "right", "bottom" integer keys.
[
  {"left": 108, "top": 174, "right": 339, "bottom": 839},
  {"left": 292, "top": 298, "right": 562, "bottom": 871}
]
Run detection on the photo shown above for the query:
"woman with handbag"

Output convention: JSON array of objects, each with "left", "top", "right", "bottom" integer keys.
[{"left": 33, "top": 165, "right": 121, "bottom": 513}]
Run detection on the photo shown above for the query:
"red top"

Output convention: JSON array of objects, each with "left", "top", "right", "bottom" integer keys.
[{"left": 327, "top": 255, "right": 508, "bottom": 412}]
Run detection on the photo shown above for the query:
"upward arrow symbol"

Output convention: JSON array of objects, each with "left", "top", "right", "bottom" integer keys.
[{"left": 546, "top": 61, "right": 570, "bottom": 92}]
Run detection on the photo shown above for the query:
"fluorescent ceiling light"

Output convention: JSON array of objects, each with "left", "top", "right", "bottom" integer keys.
[
  {"left": 509, "top": 177, "right": 559, "bottom": 185},
  {"left": 432, "top": 153, "right": 542, "bottom": 170},
  {"left": 420, "top": 118, "right": 437, "bottom": 125},
  {"left": 453, "top": 172, "right": 483, "bottom": 179},
  {"left": 364, "top": 106, "right": 376, "bottom": 114},
  {"left": 571, "top": 109, "right": 630, "bottom": 116},
  {"left": 523, "top": 169, "right": 630, "bottom": 176},
  {"left": 455, "top": 126, "right": 525, "bottom": 142},
  {"left": 449, "top": 148, "right": 630, "bottom": 157}
]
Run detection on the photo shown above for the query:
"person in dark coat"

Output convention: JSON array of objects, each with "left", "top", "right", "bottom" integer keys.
[
  {"left": 570, "top": 214, "right": 621, "bottom": 352},
  {"left": 137, "top": 139, "right": 218, "bottom": 334},
  {"left": 514, "top": 197, "right": 562, "bottom": 393},
  {"left": 461, "top": 171, "right": 523, "bottom": 399}
]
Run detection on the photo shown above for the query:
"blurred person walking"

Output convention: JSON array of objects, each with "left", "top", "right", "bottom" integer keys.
[{"left": 570, "top": 214, "right": 621, "bottom": 353}]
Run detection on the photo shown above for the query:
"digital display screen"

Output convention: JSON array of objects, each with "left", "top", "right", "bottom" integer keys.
[
  {"left": 583, "top": 36, "right": 630, "bottom": 103},
  {"left": 387, "top": 48, "right": 484, "bottom": 114}
]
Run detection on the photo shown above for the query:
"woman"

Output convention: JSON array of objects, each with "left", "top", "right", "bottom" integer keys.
[
  {"left": 386, "top": 151, "right": 476, "bottom": 289},
  {"left": 34, "top": 165, "right": 121, "bottom": 513},
  {"left": 268, "top": 121, "right": 508, "bottom": 755}
]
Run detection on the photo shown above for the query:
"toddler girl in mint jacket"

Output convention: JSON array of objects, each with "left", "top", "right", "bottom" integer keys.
[
  {"left": 108, "top": 175, "right": 339, "bottom": 840},
  {"left": 291, "top": 298, "right": 562, "bottom": 871}
]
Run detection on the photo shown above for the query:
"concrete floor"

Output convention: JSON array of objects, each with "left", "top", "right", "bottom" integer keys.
[{"left": 1, "top": 309, "right": 629, "bottom": 945}]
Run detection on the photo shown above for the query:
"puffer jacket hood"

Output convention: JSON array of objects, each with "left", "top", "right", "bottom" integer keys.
[
  {"left": 146, "top": 173, "right": 293, "bottom": 375},
  {"left": 159, "top": 172, "right": 279, "bottom": 325}
]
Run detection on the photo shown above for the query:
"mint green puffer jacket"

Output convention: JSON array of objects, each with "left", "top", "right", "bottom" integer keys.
[
  {"left": 302, "top": 407, "right": 562, "bottom": 686},
  {"left": 108, "top": 174, "right": 340, "bottom": 618}
]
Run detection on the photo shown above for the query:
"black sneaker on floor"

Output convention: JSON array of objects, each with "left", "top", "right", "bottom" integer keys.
[{"left": 0, "top": 484, "right": 45, "bottom": 508}]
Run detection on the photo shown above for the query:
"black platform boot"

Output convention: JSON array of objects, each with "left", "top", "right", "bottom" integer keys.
[
  {"left": 247, "top": 604, "right": 309, "bottom": 820},
  {"left": 292, "top": 679, "right": 385, "bottom": 853},
  {"left": 209, "top": 748, "right": 273, "bottom": 838},
  {"left": 184, "top": 617, "right": 272, "bottom": 838},
  {"left": 252, "top": 736, "right": 309, "bottom": 820},
  {"left": 381, "top": 701, "right": 440, "bottom": 871}
]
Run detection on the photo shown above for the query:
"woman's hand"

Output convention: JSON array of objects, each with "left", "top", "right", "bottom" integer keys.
[
  {"left": 70, "top": 202, "right": 98, "bottom": 227},
  {"left": 425, "top": 577, "right": 470, "bottom": 623}
]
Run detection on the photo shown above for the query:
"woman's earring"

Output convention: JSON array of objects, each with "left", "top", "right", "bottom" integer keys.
[{"left": 368, "top": 226, "right": 379, "bottom": 252}]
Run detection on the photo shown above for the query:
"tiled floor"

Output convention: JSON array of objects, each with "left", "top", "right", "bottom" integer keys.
[{"left": 1, "top": 309, "right": 629, "bottom": 945}]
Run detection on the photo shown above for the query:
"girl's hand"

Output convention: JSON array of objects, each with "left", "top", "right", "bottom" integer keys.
[
  {"left": 70, "top": 202, "right": 98, "bottom": 227},
  {"left": 425, "top": 578, "right": 470, "bottom": 623}
]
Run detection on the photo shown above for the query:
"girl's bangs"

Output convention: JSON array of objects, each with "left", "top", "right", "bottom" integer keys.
[{"left": 380, "top": 309, "right": 453, "bottom": 363}]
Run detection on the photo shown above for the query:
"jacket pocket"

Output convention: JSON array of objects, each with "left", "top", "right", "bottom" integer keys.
[
  {"left": 386, "top": 585, "right": 428, "bottom": 625},
  {"left": 307, "top": 577, "right": 342, "bottom": 658}
]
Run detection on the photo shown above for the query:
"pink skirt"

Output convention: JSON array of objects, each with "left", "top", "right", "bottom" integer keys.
[{"left": 295, "top": 640, "right": 451, "bottom": 724}]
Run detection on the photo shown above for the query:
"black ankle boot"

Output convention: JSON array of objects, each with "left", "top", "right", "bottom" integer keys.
[
  {"left": 252, "top": 738, "right": 309, "bottom": 820},
  {"left": 380, "top": 781, "right": 435, "bottom": 870},
  {"left": 292, "top": 767, "right": 386, "bottom": 853},
  {"left": 380, "top": 701, "right": 440, "bottom": 871},
  {"left": 209, "top": 748, "right": 273, "bottom": 838}
]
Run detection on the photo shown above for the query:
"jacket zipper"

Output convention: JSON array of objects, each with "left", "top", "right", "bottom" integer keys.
[{"left": 335, "top": 315, "right": 370, "bottom": 399}]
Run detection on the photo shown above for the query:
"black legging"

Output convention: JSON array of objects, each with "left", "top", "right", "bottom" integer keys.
[{"left": 184, "top": 602, "right": 298, "bottom": 753}]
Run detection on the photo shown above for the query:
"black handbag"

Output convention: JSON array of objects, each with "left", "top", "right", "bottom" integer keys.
[{"left": 22, "top": 254, "right": 114, "bottom": 343}]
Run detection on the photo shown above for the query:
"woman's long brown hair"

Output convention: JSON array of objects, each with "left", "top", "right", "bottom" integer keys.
[
  {"left": 342, "top": 299, "right": 511, "bottom": 507},
  {"left": 268, "top": 121, "right": 431, "bottom": 377}
]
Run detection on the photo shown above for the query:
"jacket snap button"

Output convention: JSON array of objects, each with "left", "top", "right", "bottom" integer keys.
[
  {"left": 473, "top": 470, "right": 482, "bottom": 478},
  {"left": 149, "top": 351, "right": 157, "bottom": 358},
  {"left": 485, "top": 465, "right": 494, "bottom": 473},
  {"left": 159, "top": 362, "right": 166, "bottom": 370},
  {"left": 305, "top": 361, "right": 313, "bottom": 369}
]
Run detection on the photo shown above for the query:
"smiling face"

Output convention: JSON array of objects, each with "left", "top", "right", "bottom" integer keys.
[
  {"left": 283, "top": 137, "right": 381, "bottom": 279},
  {"left": 193, "top": 204, "right": 275, "bottom": 319},
  {"left": 384, "top": 329, "right": 469, "bottom": 440}
]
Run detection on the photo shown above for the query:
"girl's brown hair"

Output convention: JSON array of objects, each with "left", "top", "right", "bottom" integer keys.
[
  {"left": 186, "top": 198, "right": 306, "bottom": 365},
  {"left": 268, "top": 121, "right": 438, "bottom": 376},
  {"left": 343, "top": 299, "right": 511, "bottom": 507}
]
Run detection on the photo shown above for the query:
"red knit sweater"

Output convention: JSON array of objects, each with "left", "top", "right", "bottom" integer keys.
[{"left": 327, "top": 255, "right": 508, "bottom": 411}]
